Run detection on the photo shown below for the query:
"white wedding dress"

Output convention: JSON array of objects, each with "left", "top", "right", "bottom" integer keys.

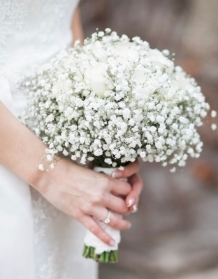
[{"left": 0, "top": 1, "right": 97, "bottom": 278}]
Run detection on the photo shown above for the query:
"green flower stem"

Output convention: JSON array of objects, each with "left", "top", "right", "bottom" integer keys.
[{"left": 83, "top": 245, "right": 118, "bottom": 263}]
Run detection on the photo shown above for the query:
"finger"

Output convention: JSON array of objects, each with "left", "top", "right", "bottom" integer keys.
[
  {"left": 91, "top": 207, "right": 131, "bottom": 230},
  {"left": 108, "top": 177, "right": 131, "bottom": 196},
  {"left": 112, "top": 159, "right": 140, "bottom": 179},
  {"left": 80, "top": 193, "right": 126, "bottom": 215},
  {"left": 79, "top": 214, "right": 117, "bottom": 246},
  {"left": 125, "top": 174, "right": 143, "bottom": 211},
  {"left": 105, "top": 193, "right": 129, "bottom": 215}
]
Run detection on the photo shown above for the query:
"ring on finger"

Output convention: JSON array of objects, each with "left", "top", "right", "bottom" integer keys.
[{"left": 103, "top": 209, "right": 111, "bottom": 224}]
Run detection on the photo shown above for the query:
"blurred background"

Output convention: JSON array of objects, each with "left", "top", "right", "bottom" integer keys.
[{"left": 79, "top": 1, "right": 218, "bottom": 278}]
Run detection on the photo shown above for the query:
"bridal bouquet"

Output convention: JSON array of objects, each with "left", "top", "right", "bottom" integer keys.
[{"left": 23, "top": 29, "right": 210, "bottom": 263}]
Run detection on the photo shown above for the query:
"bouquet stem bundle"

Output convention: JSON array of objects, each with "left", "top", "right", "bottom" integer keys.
[{"left": 83, "top": 246, "right": 118, "bottom": 263}]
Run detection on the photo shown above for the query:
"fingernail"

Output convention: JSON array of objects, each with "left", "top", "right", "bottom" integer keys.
[
  {"left": 112, "top": 171, "right": 123, "bottom": 179},
  {"left": 127, "top": 198, "right": 135, "bottom": 207},
  {"left": 132, "top": 204, "right": 138, "bottom": 213},
  {"left": 109, "top": 240, "right": 116, "bottom": 246}
]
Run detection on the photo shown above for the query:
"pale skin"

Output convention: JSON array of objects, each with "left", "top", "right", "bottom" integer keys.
[{"left": 0, "top": 7, "right": 143, "bottom": 247}]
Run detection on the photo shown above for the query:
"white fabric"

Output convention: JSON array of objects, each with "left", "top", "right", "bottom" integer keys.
[
  {"left": 0, "top": 1, "right": 97, "bottom": 278},
  {"left": 84, "top": 167, "right": 121, "bottom": 254}
]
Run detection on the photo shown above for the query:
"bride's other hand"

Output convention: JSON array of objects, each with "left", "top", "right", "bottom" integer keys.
[
  {"left": 35, "top": 159, "right": 132, "bottom": 247},
  {"left": 112, "top": 159, "right": 143, "bottom": 213}
]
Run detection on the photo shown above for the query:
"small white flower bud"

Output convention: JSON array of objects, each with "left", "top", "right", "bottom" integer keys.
[
  {"left": 39, "top": 164, "right": 45, "bottom": 171},
  {"left": 211, "top": 124, "right": 217, "bottom": 130},
  {"left": 170, "top": 167, "right": 176, "bottom": 173},
  {"left": 211, "top": 110, "right": 217, "bottom": 118}
]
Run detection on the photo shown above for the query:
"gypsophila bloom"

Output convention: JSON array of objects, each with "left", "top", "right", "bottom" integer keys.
[
  {"left": 22, "top": 29, "right": 210, "bottom": 169},
  {"left": 211, "top": 124, "right": 217, "bottom": 131},
  {"left": 211, "top": 110, "right": 217, "bottom": 118},
  {"left": 38, "top": 164, "right": 44, "bottom": 171}
]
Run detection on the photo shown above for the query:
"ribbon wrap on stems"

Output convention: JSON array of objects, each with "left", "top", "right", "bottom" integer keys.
[{"left": 83, "top": 167, "right": 121, "bottom": 263}]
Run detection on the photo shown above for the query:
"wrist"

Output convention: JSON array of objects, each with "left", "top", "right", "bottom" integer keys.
[
  {"left": 26, "top": 156, "right": 59, "bottom": 194},
  {"left": 29, "top": 156, "right": 65, "bottom": 194},
  {"left": 26, "top": 163, "right": 49, "bottom": 194}
]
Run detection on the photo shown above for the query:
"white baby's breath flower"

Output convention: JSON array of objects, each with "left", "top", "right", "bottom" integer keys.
[
  {"left": 50, "top": 163, "right": 55, "bottom": 169},
  {"left": 162, "top": 49, "right": 170, "bottom": 56},
  {"left": 94, "top": 149, "right": 103, "bottom": 156},
  {"left": 211, "top": 124, "right": 217, "bottom": 130},
  {"left": 170, "top": 167, "right": 176, "bottom": 173},
  {"left": 39, "top": 164, "right": 45, "bottom": 171},
  {"left": 63, "top": 150, "right": 69, "bottom": 156},
  {"left": 52, "top": 79, "right": 72, "bottom": 98},
  {"left": 46, "top": 155, "right": 53, "bottom": 161},
  {"left": 113, "top": 42, "right": 139, "bottom": 63},
  {"left": 211, "top": 110, "right": 217, "bottom": 118},
  {"left": 104, "top": 158, "right": 112, "bottom": 165}
]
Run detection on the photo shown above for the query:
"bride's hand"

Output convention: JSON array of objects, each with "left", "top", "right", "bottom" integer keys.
[
  {"left": 0, "top": 104, "right": 135, "bottom": 247},
  {"left": 112, "top": 159, "right": 143, "bottom": 213},
  {"left": 34, "top": 159, "right": 132, "bottom": 247}
]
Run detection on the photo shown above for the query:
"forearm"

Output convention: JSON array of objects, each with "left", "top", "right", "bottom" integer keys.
[{"left": 0, "top": 102, "right": 46, "bottom": 189}]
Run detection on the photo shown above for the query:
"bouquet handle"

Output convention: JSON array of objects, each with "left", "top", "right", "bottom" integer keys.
[{"left": 83, "top": 167, "right": 121, "bottom": 263}]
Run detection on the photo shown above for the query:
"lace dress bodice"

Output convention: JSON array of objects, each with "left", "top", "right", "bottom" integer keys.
[
  {"left": 0, "top": 0, "right": 80, "bottom": 114},
  {"left": 0, "top": 1, "right": 98, "bottom": 278},
  {"left": 0, "top": 0, "right": 77, "bottom": 81}
]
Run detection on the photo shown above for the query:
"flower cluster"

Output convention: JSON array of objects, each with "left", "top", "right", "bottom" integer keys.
[{"left": 23, "top": 29, "right": 210, "bottom": 171}]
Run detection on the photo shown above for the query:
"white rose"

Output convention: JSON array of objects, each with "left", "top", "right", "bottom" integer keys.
[
  {"left": 84, "top": 64, "right": 109, "bottom": 97},
  {"left": 113, "top": 42, "right": 139, "bottom": 63},
  {"left": 91, "top": 41, "right": 107, "bottom": 59}
]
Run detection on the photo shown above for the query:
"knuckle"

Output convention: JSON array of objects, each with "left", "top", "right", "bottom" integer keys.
[
  {"left": 113, "top": 205, "right": 127, "bottom": 215},
  {"left": 100, "top": 176, "right": 111, "bottom": 189},
  {"left": 93, "top": 191, "right": 105, "bottom": 204},
  {"left": 120, "top": 204, "right": 128, "bottom": 215},
  {"left": 111, "top": 217, "right": 119, "bottom": 227},
  {"left": 118, "top": 182, "right": 131, "bottom": 195},
  {"left": 96, "top": 176, "right": 111, "bottom": 194},
  {"left": 82, "top": 203, "right": 92, "bottom": 214},
  {"left": 126, "top": 183, "right": 132, "bottom": 192},
  {"left": 72, "top": 209, "right": 82, "bottom": 219}
]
